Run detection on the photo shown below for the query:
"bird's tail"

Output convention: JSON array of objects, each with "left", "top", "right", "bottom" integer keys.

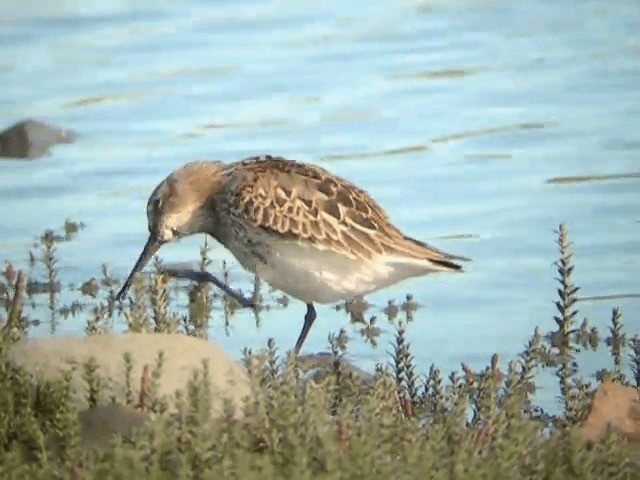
[{"left": 401, "top": 235, "right": 471, "bottom": 272}]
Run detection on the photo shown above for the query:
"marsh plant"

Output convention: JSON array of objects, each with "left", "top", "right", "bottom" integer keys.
[{"left": 0, "top": 223, "right": 638, "bottom": 479}]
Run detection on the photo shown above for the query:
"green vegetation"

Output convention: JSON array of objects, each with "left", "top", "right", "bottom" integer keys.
[{"left": 0, "top": 223, "right": 638, "bottom": 479}]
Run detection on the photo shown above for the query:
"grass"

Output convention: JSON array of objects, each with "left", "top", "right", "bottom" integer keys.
[{"left": 0, "top": 222, "right": 638, "bottom": 479}]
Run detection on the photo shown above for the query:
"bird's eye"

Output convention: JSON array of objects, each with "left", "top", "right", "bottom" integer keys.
[{"left": 147, "top": 197, "right": 161, "bottom": 216}]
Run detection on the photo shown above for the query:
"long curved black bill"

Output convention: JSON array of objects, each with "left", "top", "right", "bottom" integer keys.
[{"left": 115, "top": 235, "right": 161, "bottom": 301}]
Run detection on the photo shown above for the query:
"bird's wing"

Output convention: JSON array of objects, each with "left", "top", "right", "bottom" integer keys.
[{"left": 223, "top": 156, "right": 466, "bottom": 269}]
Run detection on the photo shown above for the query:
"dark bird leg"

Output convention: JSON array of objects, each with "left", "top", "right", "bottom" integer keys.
[
  {"left": 160, "top": 268, "right": 255, "bottom": 308},
  {"left": 252, "top": 275, "right": 261, "bottom": 307},
  {"left": 294, "top": 303, "right": 316, "bottom": 354}
]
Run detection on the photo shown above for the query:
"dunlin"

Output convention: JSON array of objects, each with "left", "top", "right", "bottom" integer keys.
[{"left": 116, "top": 155, "right": 469, "bottom": 352}]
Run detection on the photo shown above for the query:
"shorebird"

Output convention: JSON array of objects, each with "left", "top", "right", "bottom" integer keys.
[{"left": 116, "top": 155, "right": 469, "bottom": 353}]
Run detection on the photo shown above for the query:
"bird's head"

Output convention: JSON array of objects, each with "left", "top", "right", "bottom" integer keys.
[{"left": 116, "top": 161, "right": 224, "bottom": 300}]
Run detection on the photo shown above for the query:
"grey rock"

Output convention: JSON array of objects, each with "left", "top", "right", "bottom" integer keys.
[
  {"left": 298, "top": 352, "right": 374, "bottom": 383},
  {"left": 78, "top": 404, "right": 149, "bottom": 449},
  {"left": 0, "top": 118, "right": 75, "bottom": 159}
]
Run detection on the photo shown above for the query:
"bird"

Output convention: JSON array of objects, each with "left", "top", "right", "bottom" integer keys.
[{"left": 115, "top": 155, "right": 469, "bottom": 353}]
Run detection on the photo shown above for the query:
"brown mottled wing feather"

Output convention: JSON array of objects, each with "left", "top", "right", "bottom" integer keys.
[{"left": 224, "top": 156, "right": 466, "bottom": 267}]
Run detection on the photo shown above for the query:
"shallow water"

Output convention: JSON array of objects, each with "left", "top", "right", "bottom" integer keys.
[{"left": 1, "top": 0, "right": 639, "bottom": 412}]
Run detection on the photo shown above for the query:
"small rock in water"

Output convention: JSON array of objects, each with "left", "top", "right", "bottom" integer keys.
[
  {"left": 298, "top": 352, "right": 373, "bottom": 383},
  {"left": 0, "top": 118, "right": 75, "bottom": 159}
]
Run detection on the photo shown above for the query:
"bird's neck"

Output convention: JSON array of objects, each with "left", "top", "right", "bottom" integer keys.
[{"left": 199, "top": 196, "right": 229, "bottom": 247}]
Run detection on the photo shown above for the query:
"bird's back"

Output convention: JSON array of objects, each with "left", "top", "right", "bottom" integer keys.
[{"left": 220, "top": 155, "right": 467, "bottom": 266}]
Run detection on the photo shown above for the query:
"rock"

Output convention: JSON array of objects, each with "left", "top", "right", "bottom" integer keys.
[
  {"left": 0, "top": 119, "right": 75, "bottom": 159},
  {"left": 581, "top": 379, "right": 640, "bottom": 444},
  {"left": 298, "top": 352, "right": 373, "bottom": 383},
  {"left": 8, "top": 333, "right": 250, "bottom": 416},
  {"left": 78, "top": 404, "right": 148, "bottom": 449}
]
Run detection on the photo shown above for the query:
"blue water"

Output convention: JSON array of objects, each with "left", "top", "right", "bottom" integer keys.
[{"left": 1, "top": 0, "right": 639, "bottom": 412}]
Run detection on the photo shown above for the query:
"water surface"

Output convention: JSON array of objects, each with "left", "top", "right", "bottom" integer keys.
[{"left": 1, "top": 0, "right": 639, "bottom": 412}]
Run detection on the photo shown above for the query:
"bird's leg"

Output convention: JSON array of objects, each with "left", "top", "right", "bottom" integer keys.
[
  {"left": 294, "top": 303, "right": 316, "bottom": 354},
  {"left": 252, "top": 274, "right": 261, "bottom": 307},
  {"left": 160, "top": 268, "right": 254, "bottom": 308}
]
